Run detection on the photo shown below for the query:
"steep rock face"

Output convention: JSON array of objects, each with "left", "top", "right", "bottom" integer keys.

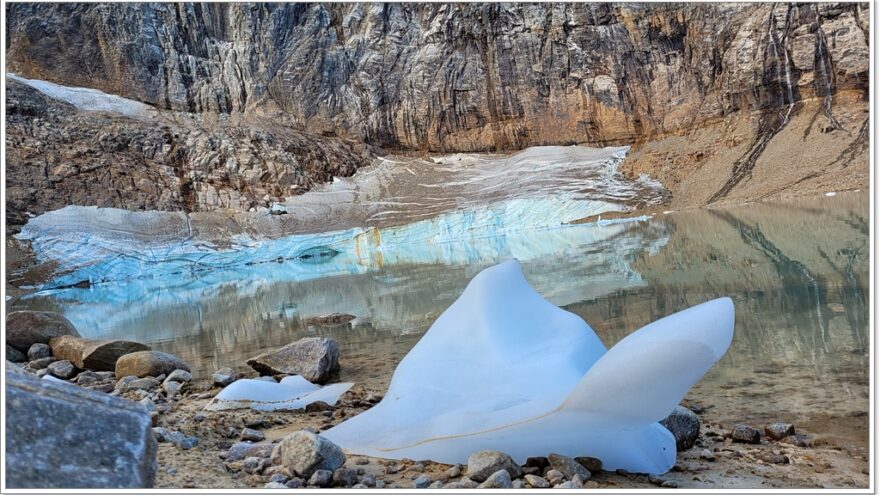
[
  {"left": 5, "top": 80, "right": 373, "bottom": 230},
  {"left": 6, "top": 3, "right": 869, "bottom": 152}
]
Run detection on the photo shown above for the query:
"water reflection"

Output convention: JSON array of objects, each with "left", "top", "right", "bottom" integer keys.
[{"left": 13, "top": 194, "right": 868, "bottom": 427}]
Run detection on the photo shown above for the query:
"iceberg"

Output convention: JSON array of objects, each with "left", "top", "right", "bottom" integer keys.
[
  {"left": 205, "top": 375, "right": 353, "bottom": 412},
  {"left": 322, "top": 260, "right": 734, "bottom": 474}
]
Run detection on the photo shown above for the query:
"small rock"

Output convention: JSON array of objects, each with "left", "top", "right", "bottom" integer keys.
[
  {"left": 75, "top": 370, "right": 100, "bottom": 386},
  {"left": 524, "top": 456, "right": 549, "bottom": 471},
  {"left": 478, "top": 470, "right": 512, "bottom": 489},
  {"left": 660, "top": 406, "right": 701, "bottom": 451},
  {"left": 333, "top": 467, "right": 358, "bottom": 487},
  {"left": 446, "top": 464, "right": 462, "bottom": 478},
  {"left": 47, "top": 360, "right": 76, "bottom": 379},
  {"left": 285, "top": 478, "right": 304, "bottom": 488},
  {"left": 359, "top": 474, "right": 377, "bottom": 487},
  {"left": 243, "top": 456, "right": 270, "bottom": 474},
  {"left": 428, "top": 480, "right": 444, "bottom": 488},
  {"left": 270, "top": 430, "right": 345, "bottom": 479},
  {"left": 762, "top": 453, "right": 790, "bottom": 464},
  {"left": 269, "top": 473, "right": 288, "bottom": 484},
  {"left": 6, "top": 345, "right": 27, "bottom": 363},
  {"left": 84, "top": 381, "right": 115, "bottom": 393},
  {"left": 116, "top": 351, "right": 189, "bottom": 379},
  {"left": 308, "top": 469, "right": 333, "bottom": 487},
  {"left": 459, "top": 477, "right": 479, "bottom": 488},
  {"left": 225, "top": 441, "right": 274, "bottom": 461},
  {"left": 546, "top": 469, "right": 565, "bottom": 486},
  {"left": 352, "top": 483, "right": 369, "bottom": 489},
  {"left": 765, "top": 423, "right": 796, "bottom": 440},
  {"left": 162, "top": 380, "right": 182, "bottom": 396},
  {"left": 36, "top": 368, "right": 49, "bottom": 378},
  {"left": 525, "top": 474, "right": 550, "bottom": 488},
  {"left": 467, "top": 450, "right": 522, "bottom": 482},
  {"left": 165, "top": 369, "right": 192, "bottom": 383},
  {"left": 574, "top": 456, "right": 603, "bottom": 473},
  {"left": 264, "top": 482, "right": 287, "bottom": 489},
  {"left": 124, "top": 376, "right": 161, "bottom": 392},
  {"left": 413, "top": 475, "right": 432, "bottom": 489},
  {"left": 152, "top": 427, "right": 197, "bottom": 449},
  {"left": 139, "top": 397, "right": 156, "bottom": 412},
  {"left": 512, "top": 479, "right": 525, "bottom": 489},
  {"left": 781, "top": 433, "right": 811, "bottom": 447},
  {"left": 27, "top": 343, "right": 52, "bottom": 360},
  {"left": 305, "top": 313, "right": 356, "bottom": 326},
  {"left": 247, "top": 337, "right": 340, "bottom": 383},
  {"left": 213, "top": 367, "right": 237, "bottom": 387},
  {"left": 27, "top": 356, "right": 57, "bottom": 370},
  {"left": 548, "top": 453, "right": 591, "bottom": 481},
  {"left": 193, "top": 413, "right": 206, "bottom": 422},
  {"left": 731, "top": 424, "right": 762, "bottom": 444},
  {"left": 240, "top": 428, "right": 265, "bottom": 442},
  {"left": 700, "top": 449, "right": 716, "bottom": 461},
  {"left": 662, "top": 480, "right": 679, "bottom": 488}
]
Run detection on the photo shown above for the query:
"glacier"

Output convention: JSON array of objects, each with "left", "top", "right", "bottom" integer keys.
[
  {"left": 323, "top": 260, "right": 735, "bottom": 474},
  {"left": 7, "top": 73, "right": 156, "bottom": 117}
]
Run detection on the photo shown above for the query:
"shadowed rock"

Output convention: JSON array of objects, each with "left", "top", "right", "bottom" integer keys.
[
  {"left": 50, "top": 335, "right": 150, "bottom": 371},
  {"left": 660, "top": 405, "right": 701, "bottom": 451}
]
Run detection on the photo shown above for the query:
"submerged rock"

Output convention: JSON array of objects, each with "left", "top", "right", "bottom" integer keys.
[
  {"left": 247, "top": 337, "right": 339, "bottom": 383},
  {"left": 5, "top": 369, "right": 157, "bottom": 488},
  {"left": 467, "top": 450, "right": 522, "bottom": 482},
  {"left": 116, "top": 351, "right": 189, "bottom": 378},
  {"left": 6, "top": 311, "right": 80, "bottom": 352},
  {"left": 271, "top": 430, "right": 345, "bottom": 479},
  {"left": 50, "top": 335, "right": 149, "bottom": 371},
  {"left": 660, "top": 405, "right": 701, "bottom": 451}
]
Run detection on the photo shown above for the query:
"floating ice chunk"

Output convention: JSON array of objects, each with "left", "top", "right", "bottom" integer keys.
[
  {"left": 7, "top": 73, "right": 155, "bottom": 118},
  {"left": 205, "top": 375, "right": 353, "bottom": 412},
  {"left": 323, "top": 260, "right": 734, "bottom": 474}
]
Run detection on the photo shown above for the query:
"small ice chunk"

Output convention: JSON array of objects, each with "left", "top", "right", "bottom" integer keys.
[
  {"left": 206, "top": 375, "right": 352, "bottom": 411},
  {"left": 825, "top": 192, "right": 837, "bottom": 197}
]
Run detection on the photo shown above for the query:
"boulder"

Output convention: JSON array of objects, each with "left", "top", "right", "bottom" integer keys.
[
  {"left": 116, "top": 351, "right": 189, "bottom": 378},
  {"left": 6, "top": 345, "right": 27, "bottom": 363},
  {"left": 270, "top": 430, "right": 345, "bottom": 478},
  {"left": 6, "top": 311, "right": 80, "bottom": 352},
  {"left": 660, "top": 405, "right": 701, "bottom": 451},
  {"left": 50, "top": 335, "right": 150, "bottom": 371},
  {"left": 247, "top": 337, "right": 339, "bottom": 383},
  {"left": 466, "top": 450, "right": 522, "bottom": 482},
  {"left": 5, "top": 369, "right": 157, "bottom": 488},
  {"left": 548, "top": 453, "right": 591, "bottom": 481}
]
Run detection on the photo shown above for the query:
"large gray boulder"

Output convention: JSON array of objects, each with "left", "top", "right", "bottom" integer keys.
[
  {"left": 5, "top": 369, "right": 157, "bottom": 488},
  {"left": 247, "top": 337, "right": 339, "bottom": 383},
  {"left": 6, "top": 311, "right": 80, "bottom": 352},
  {"left": 115, "top": 351, "right": 189, "bottom": 378},
  {"left": 50, "top": 335, "right": 149, "bottom": 371},
  {"left": 271, "top": 430, "right": 345, "bottom": 478}
]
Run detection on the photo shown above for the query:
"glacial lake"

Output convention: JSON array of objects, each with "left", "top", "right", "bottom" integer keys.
[{"left": 12, "top": 191, "right": 869, "bottom": 441}]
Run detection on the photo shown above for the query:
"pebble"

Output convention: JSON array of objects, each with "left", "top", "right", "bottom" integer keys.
[
  {"left": 242, "top": 456, "right": 269, "bottom": 474},
  {"left": 193, "top": 413, "right": 206, "bottom": 422},
  {"left": 477, "top": 469, "right": 513, "bottom": 488},
  {"left": 47, "top": 360, "right": 76, "bottom": 379},
  {"left": 731, "top": 424, "right": 762, "bottom": 444},
  {"left": 546, "top": 469, "right": 564, "bottom": 486},
  {"left": 765, "top": 423, "right": 796, "bottom": 440},
  {"left": 264, "top": 482, "right": 287, "bottom": 489},
  {"left": 27, "top": 357, "right": 57, "bottom": 370},
  {"left": 165, "top": 369, "right": 192, "bottom": 383},
  {"left": 332, "top": 467, "right": 358, "bottom": 487},
  {"left": 413, "top": 474, "right": 432, "bottom": 488},
  {"left": 660, "top": 405, "right": 702, "bottom": 451},
  {"left": 285, "top": 478, "right": 304, "bottom": 488},
  {"left": 512, "top": 479, "right": 525, "bottom": 489},
  {"left": 467, "top": 450, "right": 522, "bottom": 481},
  {"left": 446, "top": 464, "right": 462, "bottom": 478},
  {"left": 162, "top": 380, "right": 183, "bottom": 396},
  {"left": 27, "top": 343, "right": 52, "bottom": 361},
  {"left": 351, "top": 483, "right": 368, "bottom": 489},
  {"left": 428, "top": 480, "right": 444, "bottom": 488},
  {"left": 359, "top": 474, "right": 377, "bottom": 487},
  {"left": 308, "top": 469, "right": 333, "bottom": 487},
  {"left": 75, "top": 371, "right": 100, "bottom": 386},
  {"left": 762, "top": 453, "right": 790, "bottom": 465},
  {"left": 458, "top": 477, "right": 478, "bottom": 488},
  {"left": 524, "top": 474, "right": 550, "bottom": 488},
  {"left": 548, "top": 453, "right": 591, "bottom": 481},
  {"left": 152, "top": 427, "right": 198, "bottom": 449},
  {"left": 700, "top": 449, "right": 716, "bottom": 461},
  {"left": 213, "top": 367, "right": 237, "bottom": 387},
  {"left": 240, "top": 428, "right": 265, "bottom": 442},
  {"left": 269, "top": 473, "right": 288, "bottom": 484}
]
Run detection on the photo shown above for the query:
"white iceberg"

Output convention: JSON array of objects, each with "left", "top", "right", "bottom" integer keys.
[
  {"left": 323, "top": 260, "right": 734, "bottom": 474},
  {"left": 206, "top": 375, "right": 353, "bottom": 412}
]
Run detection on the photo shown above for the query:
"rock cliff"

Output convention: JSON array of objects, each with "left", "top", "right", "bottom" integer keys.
[{"left": 4, "top": 3, "right": 870, "bottom": 227}]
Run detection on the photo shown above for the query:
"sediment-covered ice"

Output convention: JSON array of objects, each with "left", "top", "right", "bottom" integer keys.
[
  {"left": 205, "top": 375, "right": 352, "bottom": 412},
  {"left": 323, "top": 260, "right": 734, "bottom": 474},
  {"left": 7, "top": 73, "right": 155, "bottom": 117}
]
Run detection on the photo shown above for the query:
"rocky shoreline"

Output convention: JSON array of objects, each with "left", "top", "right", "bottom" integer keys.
[{"left": 5, "top": 309, "right": 868, "bottom": 489}]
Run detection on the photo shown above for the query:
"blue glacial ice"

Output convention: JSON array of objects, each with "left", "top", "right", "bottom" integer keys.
[
  {"left": 323, "top": 260, "right": 735, "bottom": 474},
  {"left": 206, "top": 375, "right": 353, "bottom": 412}
]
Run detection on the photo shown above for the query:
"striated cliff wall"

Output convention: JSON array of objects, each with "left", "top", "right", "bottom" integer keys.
[
  {"left": 4, "top": 3, "right": 871, "bottom": 228},
  {"left": 6, "top": 3, "right": 869, "bottom": 151}
]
